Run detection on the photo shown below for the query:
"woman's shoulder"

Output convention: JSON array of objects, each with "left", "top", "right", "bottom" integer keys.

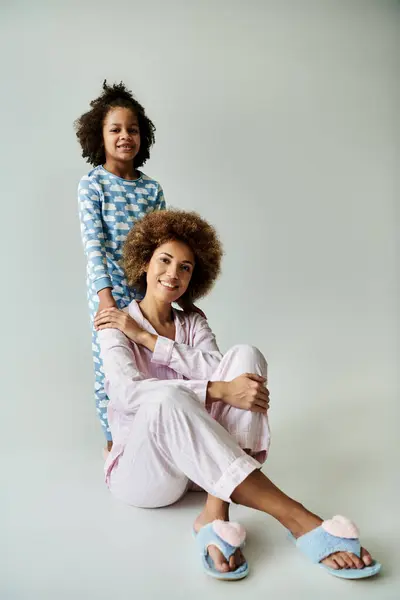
[{"left": 173, "top": 307, "right": 209, "bottom": 331}]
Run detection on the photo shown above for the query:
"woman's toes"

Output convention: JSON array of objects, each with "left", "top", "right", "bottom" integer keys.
[
  {"left": 334, "top": 554, "right": 346, "bottom": 569},
  {"left": 322, "top": 556, "right": 339, "bottom": 570},
  {"left": 342, "top": 553, "right": 355, "bottom": 569},
  {"left": 235, "top": 549, "right": 245, "bottom": 568},
  {"left": 361, "top": 547, "right": 373, "bottom": 567},
  {"left": 322, "top": 548, "right": 373, "bottom": 571},
  {"left": 208, "top": 545, "right": 246, "bottom": 573},
  {"left": 228, "top": 549, "right": 245, "bottom": 571},
  {"left": 208, "top": 545, "right": 229, "bottom": 572},
  {"left": 351, "top": 553, "right": 365, "bottom": 569},
  {"left": 229, "top": 555, "right": 236, "bottom": 570}
]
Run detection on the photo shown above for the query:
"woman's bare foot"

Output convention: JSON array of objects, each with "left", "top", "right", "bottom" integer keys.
[
  {"left": 288, "top": 506, "right": 374, "bottom": 570},
  {"left": 194, "top": 497, "right": 246, "bottom": 574}
]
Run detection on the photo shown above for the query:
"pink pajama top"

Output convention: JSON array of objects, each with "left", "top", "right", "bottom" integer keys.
[{"left": 98, "top": 300, "right": 268, "bottom": 482}]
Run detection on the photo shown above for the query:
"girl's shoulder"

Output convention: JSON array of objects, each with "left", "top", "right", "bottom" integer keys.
[
  {"left": 137, "top": 171, "right": 163, "bottom": 191},
  {"left": 79, "top": 165, "right": 104, "bottom": 184},
  {"left": 79, "top": 167, "right": 163, "bottom": 192},
  {"left": 78, "top": 165, "right": 104, "bottom": 191}
]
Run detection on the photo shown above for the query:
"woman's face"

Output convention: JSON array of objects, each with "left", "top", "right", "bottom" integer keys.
[
  {"left": 102, "top": 107, "right": 140, "bottom": 164},
  {"left": 145, "top": 240, "right": 195, "bottom": 304}
]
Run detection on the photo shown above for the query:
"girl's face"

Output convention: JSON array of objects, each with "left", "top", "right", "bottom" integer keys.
[
  {"left": 145, "top": 240, "right": 195, "bottom": 304},
  {"left": 102, "top": 107, "right": 140, "bottom": 164}
]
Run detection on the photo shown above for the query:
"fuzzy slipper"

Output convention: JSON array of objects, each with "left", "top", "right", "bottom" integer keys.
[
  {"left": 288, "top": 515, "right": 381, "bottom": 579},
  {"left": 194, "top": 520, "right": 249, "bottom": 581}
]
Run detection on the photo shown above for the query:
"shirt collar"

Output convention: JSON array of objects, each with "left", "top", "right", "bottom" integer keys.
[{"left": 128, "top": 299, "right": 185, "bottom": 342}]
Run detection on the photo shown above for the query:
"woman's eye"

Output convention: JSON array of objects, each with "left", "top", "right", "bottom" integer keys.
[{"left": 182, "top": 265, "right": 190, "bottom": 272}]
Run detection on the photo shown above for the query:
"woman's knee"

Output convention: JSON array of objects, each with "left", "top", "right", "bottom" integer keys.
[
  {"left": 145, "top": 385, "right": 200, "bottom": 415},
  {"left": 226, "top": 344, "right": 268, "bottom": 369}
]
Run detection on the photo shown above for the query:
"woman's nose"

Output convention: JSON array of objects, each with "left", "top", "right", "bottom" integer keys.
[{"left": 167, "top": 265, "right": 178, "bottom": 278}]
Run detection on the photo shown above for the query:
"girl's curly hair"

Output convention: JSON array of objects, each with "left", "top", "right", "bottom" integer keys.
[
  {"left": 74, "top": 80, "right": 155, "bottom": 168},
  {"left": 123, "top": 210, "right": 223, "bottom": 302}
]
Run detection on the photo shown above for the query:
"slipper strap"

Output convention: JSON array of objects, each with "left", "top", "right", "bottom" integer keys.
[
  {"left": 196, "top": 523, "right": 243, "bottom": 562},
  {"left": 296, "top": 526, "right": 361, "bottom": 563}
]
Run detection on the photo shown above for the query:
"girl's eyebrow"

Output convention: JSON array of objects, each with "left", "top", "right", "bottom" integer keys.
[{"left": 109, "top": 122, "right": 138, "bottom": 127}]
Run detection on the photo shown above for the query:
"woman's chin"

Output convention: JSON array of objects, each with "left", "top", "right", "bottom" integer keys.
[{"left": 155, "top": 289, "right": 181, "bottom": 304}]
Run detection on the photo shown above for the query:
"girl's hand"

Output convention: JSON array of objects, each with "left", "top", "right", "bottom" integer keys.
[
  {"left": 94, "top": 308, "right": 144, "bottom": 343},
  {"left": 223, "top": 373, "right": 270, "bottom": 413}
]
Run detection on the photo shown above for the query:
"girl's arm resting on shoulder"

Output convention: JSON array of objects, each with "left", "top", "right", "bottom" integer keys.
[{"left": 98, "top": 287, "right": 116, "bottom": 308}]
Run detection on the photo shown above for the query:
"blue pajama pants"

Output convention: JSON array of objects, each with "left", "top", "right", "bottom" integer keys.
[{"left": 88, "top": 280, "right": 138, "bottom": 441}]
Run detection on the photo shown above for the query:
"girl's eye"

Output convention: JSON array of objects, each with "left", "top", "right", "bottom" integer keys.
[
  {"left": 160, "top": 257, "right": 169, "bottom": 263},
  {"left": 110, "top": 129, "right": 119, "bottom": 133},
  {"left": 130, "top": 128, "right": 139, "bottom": 134},
  {"left": 181, "top": 265, "right": 191, "bottom": 272}
]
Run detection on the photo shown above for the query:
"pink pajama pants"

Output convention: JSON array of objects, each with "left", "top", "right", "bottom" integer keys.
[{"left": 108, "top": 345, "right": 270, "bottom": 507}]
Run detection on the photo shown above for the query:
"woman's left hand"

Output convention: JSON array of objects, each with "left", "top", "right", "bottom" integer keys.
[{"left": 94, "top": 308, "right": 144, "bottom": 343}]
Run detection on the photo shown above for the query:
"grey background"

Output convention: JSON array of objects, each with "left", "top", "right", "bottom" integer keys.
[{"left": 1, "top": 1, "right": 398, "bottom": 599}]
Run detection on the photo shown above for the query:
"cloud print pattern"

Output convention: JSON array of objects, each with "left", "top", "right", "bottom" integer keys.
[{"left": 78, "top": 165, "right": 166, "bottom": 440}]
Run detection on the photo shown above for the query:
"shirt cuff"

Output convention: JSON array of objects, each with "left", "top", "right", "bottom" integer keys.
[
  {"left": 151, "top": 336, "right": 174, "bottom": 366},
  {"left": 185, "top": 380, "right": 208, "bottom": 405},
  {"left": 94, "top": 276, "right": 113, "bottom": 293}
]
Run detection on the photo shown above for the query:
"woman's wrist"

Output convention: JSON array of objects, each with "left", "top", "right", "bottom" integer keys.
[
  {"left": 136, "top": 330, "right": 157, "bottom": 351},
  {"left": 206, "top": 381, "right": 228, "bottom": 406}
]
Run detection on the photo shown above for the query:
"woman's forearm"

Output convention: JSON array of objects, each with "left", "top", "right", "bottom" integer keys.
[
  {"left": 133, "top": 334, "right": 229, "bottom": 407},
  {"left": 136, "top": 330, "right": 158, "bottom": 352}
]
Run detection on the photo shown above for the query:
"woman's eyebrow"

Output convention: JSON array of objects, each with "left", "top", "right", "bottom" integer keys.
[{"left": 159, "top": 252, "right": 193, "bottom": 266}]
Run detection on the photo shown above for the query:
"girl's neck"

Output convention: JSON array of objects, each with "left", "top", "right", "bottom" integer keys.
[
  {"left": 103, "top": 160, "right": 138, "bottom": 181},
  {"left": 138, "top": 295, "right": 174, "bottom": 328}
]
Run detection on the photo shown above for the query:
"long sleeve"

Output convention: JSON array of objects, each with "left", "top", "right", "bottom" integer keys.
[
  {"left": 151, "top": 315, "right": 222, "bottom": 379},
  {"left": 155, "top": 184, "right": 166, "bottom": 210},
  {"left": 78, "top": 176, "right": 111, "bottom": 293},
  {"left": 99, "top": 328, "right": 208, "bottom": 415}
]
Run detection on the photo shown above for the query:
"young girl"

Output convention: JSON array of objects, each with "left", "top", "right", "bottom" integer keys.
[
  {"left": 94, "top": 209, "right": 380, "bottom": 581},
  {"left": 75, "top": 81, "right": 166, "bottom": 449}
]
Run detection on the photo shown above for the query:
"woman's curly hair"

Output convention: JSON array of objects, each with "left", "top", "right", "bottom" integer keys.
[
  {"left": 74, "top": 80, "right": 155, "bottom": 168},
  {"left": 123, "top": 210, "right": 223, "bottom": 302}
]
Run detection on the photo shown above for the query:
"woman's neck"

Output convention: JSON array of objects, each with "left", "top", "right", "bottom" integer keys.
[
  {"left": 103, "top": 159, "right": 137, "bottom": 181},
  {"left": 138, "top": 295, "right": 174, "bottom": 328}
]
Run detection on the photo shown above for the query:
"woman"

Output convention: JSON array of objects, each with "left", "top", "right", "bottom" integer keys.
[{"left": 94, "top": 209, "right": 380, "bottom": 581}]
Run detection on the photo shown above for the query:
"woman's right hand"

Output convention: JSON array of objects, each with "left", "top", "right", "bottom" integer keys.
[{"left": 222, "top": 374, "right": 270, "bottom": 413}]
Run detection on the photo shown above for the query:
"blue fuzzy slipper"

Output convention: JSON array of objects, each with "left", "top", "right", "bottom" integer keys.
[
  {"left": 194, "top": 520, "right": 249, "bottom": 580},
  {"left": 288, "top": 515, "right": 381, "bottom": 579}
]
